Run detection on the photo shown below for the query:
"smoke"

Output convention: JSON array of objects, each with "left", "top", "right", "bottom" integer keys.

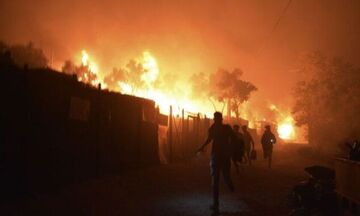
[
  {"left": 1, "top": 0, "right": 360, "bottom": 104},
  {"left": 293, "top": 52, "right": 360, "bottom": 152},
  {"left": 1, "top": 0, "right": 360, "bottom": 141}
]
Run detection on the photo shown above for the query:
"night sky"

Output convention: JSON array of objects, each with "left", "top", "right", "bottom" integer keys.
[{"left": 1, "top": 0, "right": 360, "bottom": 108}]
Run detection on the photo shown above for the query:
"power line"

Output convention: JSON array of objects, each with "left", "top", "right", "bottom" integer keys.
[{"left": 257, "top": 0, "right": 293, "bottom": 56}]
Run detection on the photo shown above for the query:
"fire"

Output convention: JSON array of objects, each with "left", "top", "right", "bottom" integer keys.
[
  {"left": 77, "top": 50, "right": 106, "bottom": 88},
  {"left": 115, "top": 51, "right": 212, "bottom": 116},
  {"left": 270, "top": 104, "right": 277, "bottom": 111},
  {"left": 118, "top": 81, "right": 133, "bottom": 94},
  {"left": 81, "top": 50, "right": 89, "bottom": 66},
  {"left": 141, "top": 51, "right": 159, "bottom": 85},
  {"left": 277, "top": 116, "right": 295, "bottom": 140},
  {"left": 268, "top": 104, "right": 297, "bottom": 140},
  {"left": 81, "top": 50, "right": 98, "bottom": 74},
  {"left": 73, "top": 49, "right": 301, "bottom": 142}
]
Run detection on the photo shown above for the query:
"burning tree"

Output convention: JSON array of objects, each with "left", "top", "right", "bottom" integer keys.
[
  {"left": 62, "top": 50, "right": 99, "bottom": 86},
  {"left": 104, "top": 59, "right": 151, "bottom": 94},
  {"left": 293, "top": 52, "right": 360, "bottom": 152},
  {"left": 62, "top": 59, "right": 98, "bottom": 85},
  {"left": 104, "top": 51, "right": 160, "bottom": 94},
  {"left": 209, "top": 68, "right": 257, "bottom": 120},
  {"left": 191, "top": 68, "right": 257, "bottom": 120}
]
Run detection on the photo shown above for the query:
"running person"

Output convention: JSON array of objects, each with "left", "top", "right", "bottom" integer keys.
[
  {"left": 261, "top": 125, "right": 276, "bottom": 168},
  {"left": 242, "top": 125, "right": 255, "bottom": 165},
  {"left": 198, "top": 112, "right": 235, "bottom": 212}
]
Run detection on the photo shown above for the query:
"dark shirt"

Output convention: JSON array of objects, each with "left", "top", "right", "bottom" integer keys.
[
  {"left": 261, "top": 131, "right": 276, "bottom": 146},
  {"left": 208, "top": 123, "right": 234, "bottom": 160},
  {"left": 232, "top": 131, "right": 245, "bottom": 162}
]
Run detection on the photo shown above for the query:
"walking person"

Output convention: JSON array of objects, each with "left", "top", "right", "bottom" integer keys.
[
  {"left": 241, "top": 125, "right": 255, "bottom": 165},
  {"left": 261, "top": 125, "right": 276, "bottom": 168},
  {"left": 197, "top": 112, "right": 235, "bottom": 213},
  {"left": 232, "top": 124, "right": 245, "bottom": 173}
]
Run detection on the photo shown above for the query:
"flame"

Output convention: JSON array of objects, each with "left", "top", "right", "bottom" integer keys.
[
  {"left": 74, "top": 49, "right": 301, "bottom": 142},
  {"left": 81, "top": 50, "right": 89, "bottom": 66},
  {"left": 270, "top": 104, "right": 277, "bottom": 111},
  {"left": 89, "top": 62, "right": 98, "bottom": 74},
  {"left": 141, "top": 51, "right": 159, "bottom": 85},
  {"left": 115, "top": 51, "right": 212, "bottom": 116},
  {"left": 78, "top": 49, "right": 107, "bottom": 88},
  {"left": 267, "top": 105, "right": 297, "bottom": 140},
  {"left": 81, "top": 50, "right": 98, "bottom": 74},
  {"left": 118, "top": 81, "right": 133, "bottom": 94},
  {"left": 277, "top": 116, "right": 295, "bottom": 140}
]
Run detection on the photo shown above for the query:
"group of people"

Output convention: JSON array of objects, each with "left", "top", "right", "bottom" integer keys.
[{"left": 197, "top": 111, "right": 277, "bottom": 213}]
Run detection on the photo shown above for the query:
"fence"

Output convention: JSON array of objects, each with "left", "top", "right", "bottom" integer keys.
[{"left": 0, "top": 65, "right": 159, "bottom": 196}]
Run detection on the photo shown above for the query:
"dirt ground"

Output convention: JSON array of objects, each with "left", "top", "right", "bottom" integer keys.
[{"left": 0, "top": 144, "right": 330, "bottom": 216}]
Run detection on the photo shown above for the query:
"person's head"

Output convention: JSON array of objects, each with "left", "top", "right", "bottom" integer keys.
[
  {"left": 241, "top": 125, "right": 248, "bottom": 131},
  {"left": 233, "top": 124, "right": 240, "bottom": 132},
  {"left": 213, "top": 112, "right": 223, "bottom": 124},
  {"left": 265, "top": 125, "right": 271, "bottom": 131}
]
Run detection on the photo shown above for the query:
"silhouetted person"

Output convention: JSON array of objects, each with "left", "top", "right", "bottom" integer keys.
[
  {"left": 232, "top": 124, "right": 245, "bottom": 173},
  {"left": 241, "top": 125, "right": 255, "bottom": 165},
  {"left": 261, "top": 125, "right": 276, "bottom": 168},
  {"left": 197, "top": 112, "right": 235, "bottom": 213}
]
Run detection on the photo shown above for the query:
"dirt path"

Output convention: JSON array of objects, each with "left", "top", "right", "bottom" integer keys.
[{"left": 1, "top": 144, "right": 325, "bottom": 216}]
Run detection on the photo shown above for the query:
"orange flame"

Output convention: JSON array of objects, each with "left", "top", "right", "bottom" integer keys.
[{"left": 74, "top": 49, "right": 300, "bottom": 142}]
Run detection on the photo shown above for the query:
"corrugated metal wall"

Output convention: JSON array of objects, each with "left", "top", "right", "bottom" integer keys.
[{"left": 0, "top": 66, "right": 159, "bottom": 197}]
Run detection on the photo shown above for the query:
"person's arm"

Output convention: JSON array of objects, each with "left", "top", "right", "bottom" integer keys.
[
  {"left": 249, "top": 133, "right": 255, "bottom": 149},
  {"left": 198, "top": 128, "right": 213, "bottom": 152},
  {"left": 198, "top": 136, "right": 212, "bottom": 152},
  {"left": 271, "top": 133, "right": 277, "bottom": 144},
  {"left": 261, "top": 134, "right": 266, "bottom": 145}
]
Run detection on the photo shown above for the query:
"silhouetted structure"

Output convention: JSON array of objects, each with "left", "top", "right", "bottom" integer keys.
[{"left": 0, "top": 61, "right": 159, "bottom": 198}]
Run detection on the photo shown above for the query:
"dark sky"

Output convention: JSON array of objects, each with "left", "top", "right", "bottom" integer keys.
[{"left": 1, "top": 0, "right": 360, "bottom": 108}]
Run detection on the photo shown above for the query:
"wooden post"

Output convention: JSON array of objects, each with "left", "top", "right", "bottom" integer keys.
[
  {"left": 181, "top": 109, "right": 185, "bottom": 157},
  {"left": 169, "top": 105, "right": 173, "bottom": 163},
  {"left": 196, "top": 113, "right": 200, "bottom": 147}
]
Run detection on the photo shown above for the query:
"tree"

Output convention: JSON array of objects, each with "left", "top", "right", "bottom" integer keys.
[
  {"left": 103, "top": 59, "right": 149, "bottom": 93},
  {"left": 292, "top": 52, "right": 360, "bottom": 152},
  {"left": 61, "top": 60, "right": 76, "bottom": 74},
  {"left": 103, "top": 67, "right": 126, "bottom": 91},
  {"left": 61, "top": 60, "right": 98, "bottom": 85},
  {"left": 209, "top": 68, "right": 257, "bottom": 120},
  {"left": 0, "top": 41, "right": 48, "bottom": 69},
  {"left": 190, "top": 68, "right": 257, "bottom": 120}
]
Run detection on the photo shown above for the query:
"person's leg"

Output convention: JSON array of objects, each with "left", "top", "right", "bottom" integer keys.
[
  {"left": 244, "top": 154, "right": 248, "bottom": 164},
  {"left": 210, "top": 158, "right": 220, "bottom": 209},
  {"left": 232, "top": 159, "right": 239, "bottom": 174},
  {"left": 262, "top": 144, "right": 267, "bottom": 159},
  {"left": 247, "top": 149, "right": 252, "bottom": 165},
  {"left": 222, "top": 159, "right": 234, "bottom": 192},
  {"left": 268, "top": 147, "right": 273, "bottom": 168}
]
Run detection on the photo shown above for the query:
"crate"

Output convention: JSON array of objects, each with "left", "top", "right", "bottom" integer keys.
[{"left": 334, "top": 158, "right": 360, "bottom": 204}]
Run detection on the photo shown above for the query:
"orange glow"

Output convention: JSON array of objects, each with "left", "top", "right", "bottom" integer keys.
[
  {"left": 270, "top": 104, "right": 277, "bottom": 111},
  {"left": 78, "top": 50, "right": 106, "bottom": 88},
  {"left": 75, "top": 49, "right": 298, "bottom": 142},
  {"left": 79, "top": 50, "right": 212, "bottom": 115},
  {"left": 81, "top": 50, "right": 98, "bottom": 74},
  {"left": 141, "top": 51, "right": 159, "bottom": 85},
  {"left": 277, "top": 116, "right": 296, "bottom": 140},
  {"left": 81, "top": 50, "right": 89, "bottom": 66}
]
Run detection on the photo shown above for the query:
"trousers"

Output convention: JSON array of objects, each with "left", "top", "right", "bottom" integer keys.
[{"left": 210, "top": 155, "right": 234, "bottom": 206}]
